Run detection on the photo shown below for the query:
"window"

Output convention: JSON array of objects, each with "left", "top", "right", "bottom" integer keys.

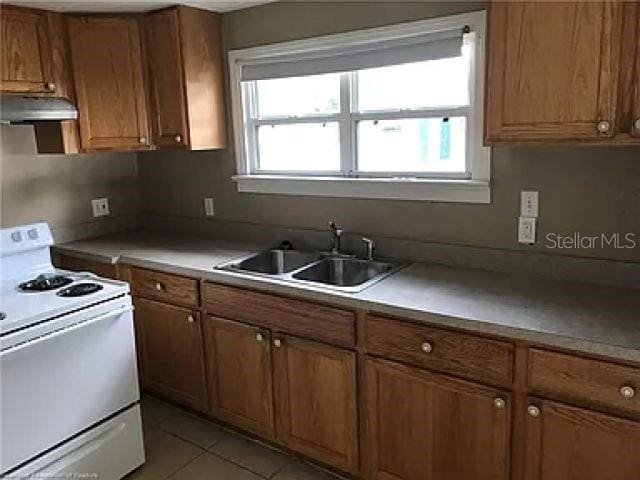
[{"left": 229, "top": 11, "right": 490, "bottom": 203}]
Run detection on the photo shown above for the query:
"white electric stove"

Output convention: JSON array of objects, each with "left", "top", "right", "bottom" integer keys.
[{"left": 0, "top": 222, "right": 145, "bottom": 479}]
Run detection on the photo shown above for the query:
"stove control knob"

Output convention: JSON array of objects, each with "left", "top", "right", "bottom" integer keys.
[
  {"left": 11, "top": 231, "right": 22, "bottom": 242},
  {"left": 28, "top": 228, "right": 39, "bottom": 240}
]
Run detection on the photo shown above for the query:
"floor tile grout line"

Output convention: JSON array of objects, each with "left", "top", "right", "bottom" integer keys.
[
  {"left": 144, "top": 404, "right": 280, "bottom": 478},
  {"left": 162, "top": 450, "right": 208, "bottom": 479},
  {"left": 205, "top": 448, "right": 279, "bottom": 479},
  {"left": 156, "top": 425, "right": 221, "bottom": 452},
  {"left": 143, "top": 396, "right": 340, "bottom": 479},
  {"left": 268, "top": 457, "right": 295, "bottom": 479}
]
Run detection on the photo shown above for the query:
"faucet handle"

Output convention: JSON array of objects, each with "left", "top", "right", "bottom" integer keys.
[
  {"left": 329, "top": 221, "right": 343, "bottom": 237},
  {"left": 362, "top": 237, "right": 376, "bottom": 261}
]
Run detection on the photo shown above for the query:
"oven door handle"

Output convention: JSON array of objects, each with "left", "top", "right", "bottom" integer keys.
[{"left": 0, "top": 306, "right": 133, "bottom": 355}]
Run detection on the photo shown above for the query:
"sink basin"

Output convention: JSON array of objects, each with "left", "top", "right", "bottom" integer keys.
[
  {"left": 225, "top": 249, "right": 321, "bottom": 275},
  {"left": 217, "top": 248, "right": 405, "bottom": 292},
  {"left": 292, "top": 257, "right": 399, "bottom": 290}
]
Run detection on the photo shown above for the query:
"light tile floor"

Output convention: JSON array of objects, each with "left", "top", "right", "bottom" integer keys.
[{"left": 126, "top": 395, "right": 345, "bottom": 480}]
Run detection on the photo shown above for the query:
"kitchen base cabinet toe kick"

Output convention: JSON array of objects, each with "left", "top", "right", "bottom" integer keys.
[{"left": 70, "top": 260, "right": 639, "bottom": 479}]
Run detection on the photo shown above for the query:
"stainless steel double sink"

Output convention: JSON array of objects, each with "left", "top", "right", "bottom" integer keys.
[{"left": 217, "top": 248, "right": 405, "bottom": 293}]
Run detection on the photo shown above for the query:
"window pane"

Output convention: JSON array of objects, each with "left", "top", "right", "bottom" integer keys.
[
  {"left": 257, "top": 123, "right": 340, "bottom": 171},
  {"left": 357, "top": 56, "right": 470, "bottom": 111},
  {"left": 357, "top": 117, "right": 466, "bottom": 173},
  {"left": 254, "top": 73, "right": 341, "bottom": 118}
]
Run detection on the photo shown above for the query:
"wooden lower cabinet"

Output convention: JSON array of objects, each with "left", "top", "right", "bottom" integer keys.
[
  {"left": 363, "top": 357, "right": 511, "bottom": 480},
  {"left": 273, "top": 334, "right": 358, "bottom": 473},
  {"left": 523, "top": 398, "right": 640, "bottom": 480},
  {"left": 204, "top": 316, "right": 274, "bottom": 437},
  {"left": 49, "top": 262, "right": 640, "bottom": 479},
  {"left": 133, "top": 297, "right": 208, "bottom": 411}
]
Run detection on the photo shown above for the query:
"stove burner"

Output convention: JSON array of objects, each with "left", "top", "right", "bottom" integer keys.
[
  {"left": 19, "top": 274, "right": 73, "bottom": 292},
  {"left": 0, "top": 312, "right": 5, "bottom": 321},
  {"left": 56, "top": 283, "right": 103, "bottom": 298}
]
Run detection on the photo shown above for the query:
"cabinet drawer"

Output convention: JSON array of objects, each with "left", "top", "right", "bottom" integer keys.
[
  {"left": 529, "top": 348, "right": 640, "bottom": 415},
  {"left": 202, "top": 282, "right": 355, "bottom": 348},
  {"left": 364, "top": 314, "right": 514, "bottom": 384},
  {"left": 132, "top": 268, "right": 198, "bottom": 308}
]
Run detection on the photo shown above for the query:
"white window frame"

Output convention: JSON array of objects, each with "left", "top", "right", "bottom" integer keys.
[{"left": 229, "top": 10, "right": 491, "bottom": 204}]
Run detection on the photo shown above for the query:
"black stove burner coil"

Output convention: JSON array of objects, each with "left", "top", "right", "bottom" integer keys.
[
  {"left": 56, "top": 283, "right": 104, "bottom": 298},
  {"left": 18, "top": 274, "right": 73, "bottom": 292}
]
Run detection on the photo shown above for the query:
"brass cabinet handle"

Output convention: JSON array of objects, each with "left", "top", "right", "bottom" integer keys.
[
  {"left": 620, "top": 385, "right": 635, "bottom": 399},
  {"left": 273, "top": 338, "right": 282, "bottom": 348},
  {"left": 139, "top": 137, "right": 147, "bottom": 145},
  {"left": 155, "top": 282, "right": 163, "bottom": 291},
  {"left": 597, "top": 120, "right": 611, "bottom": 133},
  {"left": 256, "top": 332, "right": 264, "bottom": 343},
  {"left": 187, "top": 315, "right": 195, "bottom": 323},
  {"left": 634, "top": 118, "right": 640, "bottom": 131},
  {"left": 46, "top": 82, "right": 56, "bottom": 92},
  {"left": 527, "top": 405, "right": 541, "bottom": 417},
  {"left": 174, "top": 134, "right": 182, "bottom": 143},
  {"left": 493, "top": 398, "right": 506, "bottom": 409},
  {"left": 420, "top": 341, "right": 433, "bottom": 354}
]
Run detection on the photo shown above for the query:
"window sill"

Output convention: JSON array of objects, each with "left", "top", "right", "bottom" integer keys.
[{"left": 232, "top": 175, "right": 491, "bottom": 204}]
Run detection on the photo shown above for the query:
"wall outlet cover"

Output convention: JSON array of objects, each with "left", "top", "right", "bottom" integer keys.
[
  {"left": 204, "top": 197, "right": 215, "bottom": 217},
  {"left": 518, "top": 216, "right": 537, "bottom": 244},
  {"left": 91, "top": 198, "right": 110, "bottom": 217},
  {"left": 521, "top": 191, "right": 539, "bottom": 217}
]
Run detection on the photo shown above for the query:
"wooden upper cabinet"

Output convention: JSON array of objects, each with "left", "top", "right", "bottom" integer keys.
[
  {"left": 134, "top": 298, "right": 208, "bottom": 411},
  {"left": 204, "top": 316, "right": 274, "bottom": 438},
  {"left": 67, "top": 16, "right": 151, "bottom": 152},
  {"left": 485, "top": 1, "right": 624, "bottom": 143},
  {"left": 1, "top": 6, "right": 55, "bottom": 94},
  {"left": 143, "top": 6, "right": 227, "bottom": 150},
  {"left": 272, "top": 335, "right": 358, "bottom": 473},
  {"left": 624, "top": 1, "right": 640, "bottom": 138},
  {"left": 364, "top": 358, "right": 511, "bottom": 480},
  {"left": 523, "top": 398, "right": 640, "bottom": 480}
]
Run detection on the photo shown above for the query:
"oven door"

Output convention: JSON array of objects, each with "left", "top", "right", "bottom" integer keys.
[{"left": 0, "top": 298, "right": 140, "bottom": 474}]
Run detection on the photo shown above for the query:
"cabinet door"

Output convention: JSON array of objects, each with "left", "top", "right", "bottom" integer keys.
[
  {"left": 67, "top": 17, "right": 151, "bottom": 151},
  {"left": 1, "top": 6, "right": 54, "bottom": 94},
  {"left": 364, "top": 358, "right": 511, "bottom": 480},
  {"left": 485, "top": 1, "right": 621, "bottom": 142},
  {"left": 143, "top": 8, "right": 189, "bottom": 148},
  {"left": 204, "top": 316, "right": 274, "bottom": 437},
  {"left": 134, "top": 298, "right": 208, "bottom": 411},
  {"left": 631, "top": 4, "right": 640, "bottom": 138},
  {"left": 523, "top": 398, "right": 640, "bottom": 480},
  {"left": 272, "top": 335, "right": 358, "bottom": 473}
]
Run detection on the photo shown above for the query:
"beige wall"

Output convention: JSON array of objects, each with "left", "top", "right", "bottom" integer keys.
[
  {"left": 1, "top": 125, "right": 142, "bottom": 230},
  {"left": 137, "top": 1, "right": 639, "bottom": 263}
]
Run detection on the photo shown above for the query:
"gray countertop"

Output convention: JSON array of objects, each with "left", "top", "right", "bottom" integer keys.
[{"left": 54, "top": 230, "right": 640, "bottom": 364}]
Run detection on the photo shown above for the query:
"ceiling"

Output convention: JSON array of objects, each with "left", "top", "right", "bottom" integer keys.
[{"left": 2, "top": 0, "right": 278, "bottom": 13}]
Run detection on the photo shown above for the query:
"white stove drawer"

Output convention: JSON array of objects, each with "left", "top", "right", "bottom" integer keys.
[
  {"left": 1, "top": 303, "right": 140, "bottom": 474},
  {"left": 9, "top": 405, "right": 145, "bottom": 480}
]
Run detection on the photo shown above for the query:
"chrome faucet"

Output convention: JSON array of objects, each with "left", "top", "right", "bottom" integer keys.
[
  {"left": 328, "top": 221, "right": 343, "bottom": 255},
  {"left": 362, "top": 237, "right": 376, "bottom": 261}
]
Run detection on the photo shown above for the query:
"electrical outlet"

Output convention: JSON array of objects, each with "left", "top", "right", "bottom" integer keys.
[
  {"left": 91, "top": 198, "right": 110, "bottom": 217},
  {"left": 204, "top": 197, "right": 215, "bottom": 217},
  {"left": 518, "top": 216, "right": 537, "bottom": 244},
  {"left": 521, "top": 191, "right": 539, "bottom": 217}
]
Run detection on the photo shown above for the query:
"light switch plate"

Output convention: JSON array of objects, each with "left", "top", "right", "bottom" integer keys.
[
  {"left": 204, "top": 197, "right": 215, "bottom": 217},
  {"left": 91, "top": 198, "right": 110, "bottom": 217},
  {"left": 518, "top": 216, "right": 537, "bottom": 244},
  {"left": 521, "top": 191, "right": 539, "bottom": 217}
]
